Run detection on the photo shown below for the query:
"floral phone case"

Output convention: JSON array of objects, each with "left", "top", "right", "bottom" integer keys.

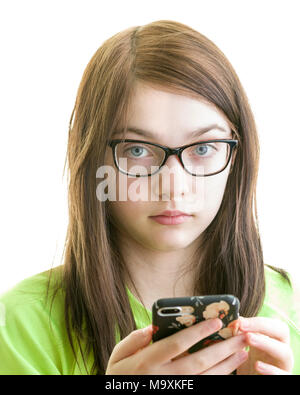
[{"left": 152, "top": 294, "right": 240, "bottom": 353}]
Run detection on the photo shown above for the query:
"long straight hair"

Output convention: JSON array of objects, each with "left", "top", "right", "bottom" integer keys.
[{"left": 47, "top": 20, "right": 290, "bottom": 375}]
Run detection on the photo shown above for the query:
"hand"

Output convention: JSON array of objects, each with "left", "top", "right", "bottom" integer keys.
[
  {"left": 236, "top": 316, "right": 294, "bottom": 375},
  {"left": 106, "top": 318, "right": 248, "bottom": 375}
]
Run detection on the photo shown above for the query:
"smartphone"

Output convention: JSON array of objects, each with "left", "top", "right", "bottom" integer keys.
[{"left": 152, "top": 294, "right": 240, "bottom": 353}]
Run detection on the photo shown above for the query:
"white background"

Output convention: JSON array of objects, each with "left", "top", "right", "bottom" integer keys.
[{"left": 0, "top": 0, "right": 299, "bottom": 294}]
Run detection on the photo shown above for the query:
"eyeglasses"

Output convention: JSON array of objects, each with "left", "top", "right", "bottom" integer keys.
[{"left": 108, "top": 138, "right": 238, "bottom": 177}]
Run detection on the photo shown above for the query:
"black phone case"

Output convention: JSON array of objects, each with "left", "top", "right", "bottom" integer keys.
[{"left": 152, "top": 294, "right": 240, "bottom": 353}]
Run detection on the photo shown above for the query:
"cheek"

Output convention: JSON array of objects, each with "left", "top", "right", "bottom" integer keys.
[
  {"left": 202, "top": 171, "right": 229, "bottom": 215},
  {"left": 109, "top": 200, "right": 143, "bottom": 226},
  {"left": 108, "top": 200, "right": 164, "bottom": 249},
  {"left": 116, "top": 173, "right": 152, "bottom": 202},
  {"left": 108, "top": 175, "right": 152, "bottom": 228}
]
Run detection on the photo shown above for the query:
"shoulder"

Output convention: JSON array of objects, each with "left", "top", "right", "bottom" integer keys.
[
  {"left": 1, "top": 266, "right": 60, "bottom": 307},
  {"left": 264, "top": 264, "right": 292, "bottom": 295},
  {"left": 262, "top": 264, "right": 298, "bottom": 319},
  {"left": 261, "top": 265, "right": 300, "bottom": 374},
  {"left": 0, "top": 265, "right": 65, "bottom": 326},
  {"left": 261, "top": 264, "right": 300, "bottom": 331},
  {"left": 0, "top": 266, "right": 73, "bottom": 374}
]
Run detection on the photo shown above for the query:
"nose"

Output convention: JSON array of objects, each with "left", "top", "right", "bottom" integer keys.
[
  {"left": 151, "top": 154, "right": 190, "bottom": 201},
  {"left": 163, "top": 153, "right": 186, "bottom": 176}
]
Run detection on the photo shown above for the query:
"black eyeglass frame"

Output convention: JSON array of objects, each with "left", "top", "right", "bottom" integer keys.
[{"left": 108, "top": 138, "right": 238, "bottom": 177}]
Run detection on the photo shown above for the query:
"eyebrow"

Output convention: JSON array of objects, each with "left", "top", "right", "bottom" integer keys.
[{"left": 114, "top": 124, "right": 229, "bottom": 139}]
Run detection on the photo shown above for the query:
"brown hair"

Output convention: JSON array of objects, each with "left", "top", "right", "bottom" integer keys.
[{"left": 47, "top": 20, "right": 290, "bottom": 375}]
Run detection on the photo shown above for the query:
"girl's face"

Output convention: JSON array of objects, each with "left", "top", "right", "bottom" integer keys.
[{"left": 104, "top": 82, "right": 233, "bottom": 251}]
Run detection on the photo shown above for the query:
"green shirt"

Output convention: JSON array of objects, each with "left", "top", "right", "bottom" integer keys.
[{"left": 0, "top": 265, "right": 299, "bottom": 375}]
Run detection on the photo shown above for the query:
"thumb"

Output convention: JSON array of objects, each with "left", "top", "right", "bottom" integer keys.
[{"left": 110, "top": 325, "right": 153, "bottom": 364}]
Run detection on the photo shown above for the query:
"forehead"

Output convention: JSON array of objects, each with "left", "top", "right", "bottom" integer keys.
[{"left": 126, "top": 82, "right": 230, "bottom": 133}]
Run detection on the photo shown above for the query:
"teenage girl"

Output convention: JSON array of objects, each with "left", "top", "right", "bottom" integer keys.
[{"left": 0, "top": 20, "right": 299, "bottom": 375}]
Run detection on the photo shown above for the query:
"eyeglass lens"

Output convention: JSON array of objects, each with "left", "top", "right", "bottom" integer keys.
[{"left": 115, "top": 141, "right": 231, "bottom": 176}]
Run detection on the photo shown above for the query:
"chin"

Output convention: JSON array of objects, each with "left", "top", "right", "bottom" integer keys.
[{"left": 147, "top": 232, "right": 196, "bottom": 251}]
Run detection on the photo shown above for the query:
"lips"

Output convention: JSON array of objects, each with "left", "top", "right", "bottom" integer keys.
[
  {"left": 149, "top": 210, "right": 193, "bottom": 225},
  {"left": 153, "top": 210, "right": 192, "bottom": 217}
]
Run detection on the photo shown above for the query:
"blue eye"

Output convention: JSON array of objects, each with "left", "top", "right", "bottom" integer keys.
[
  {"left": 195, "top": 144, "right": 214, "bottom": 156},
  {"left": 129, "top": 146, "right": 146, "bottom": 157},
  {"left": 196, "top": 145, "right": 208, "bottom": 155}
]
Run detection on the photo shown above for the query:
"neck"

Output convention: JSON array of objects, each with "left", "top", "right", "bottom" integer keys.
[{"left": 119, "top": 234, "right": 202, "bottom": 310}]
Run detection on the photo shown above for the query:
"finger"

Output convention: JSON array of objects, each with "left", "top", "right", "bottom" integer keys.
[
  {"left": 239, "top": 316, "right": 290, "bottom": 343},
  {"left": 146, "top": 318, "right": 223, "bottom": 364},
  {"left": 201, "top": 350, "right": 249, "bottom": 375},
  {"left": 166, "top": 333, "right": 247, "bottom": 375},
  {"left": 255, "top": 360, "right": 292, "bottom": 375},
  {"left": 246, "top": 332, "right": 294, "bottom": 372},
  {"left": 110, "top": 325, "right": 153, "bottom": 364}
]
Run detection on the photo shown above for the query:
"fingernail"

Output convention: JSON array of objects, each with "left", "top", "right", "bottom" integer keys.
[
  {"left": 256, "top": 361, "right": 270, "bottom": 373},
  {"left": 248, "top": 333, "right": 259, "bottom": 345},
  {"left": 142, "top": 325, "right": 152, "bottom": 336},
  {"left": 237, "top": 350, "right": 248, "bottom": 362},
  {"left": 239, "top": 317, "right": 249, "bottom": 330},
  {"left": 210, "top": 318, "right": 223, "bottom": 331}
]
